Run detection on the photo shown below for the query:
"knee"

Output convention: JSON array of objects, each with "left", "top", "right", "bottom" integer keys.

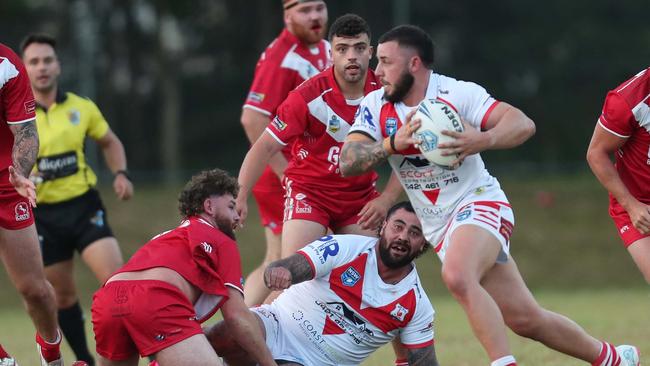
[
  {"left": 441, "top": 266, "right": 473, "bottom": 301},
  {"left": 17, "top": 280, "right": 54, "bottom": 306},
  {"left": 505, "top": 308, "right": 546, "bottom": 339},
  {"left": 205, "top": 321, "right": 239, "bottom": 355}
]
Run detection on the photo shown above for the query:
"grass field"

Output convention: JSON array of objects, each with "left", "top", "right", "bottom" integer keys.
[{"left": 0, "top": 171, "right": 648, "bottom": 365}]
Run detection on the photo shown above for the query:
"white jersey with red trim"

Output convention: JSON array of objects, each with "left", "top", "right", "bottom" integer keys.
[
  {"left": 271, "top": 234, "right": 434, "bottom": 365},
  {"left": 349, "top": 71, "right": 506, "bottom": 247}
]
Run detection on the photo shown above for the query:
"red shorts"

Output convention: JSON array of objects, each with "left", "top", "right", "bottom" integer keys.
[
  {"left": 251, "top": 167, "right": 285, "bottom": 235},
  {"left": 91, "top": 280, "right": 203, "bottom": 360},
  {"left": 283, "top": 179, "right": 379, "bottom": 230},
  {"left": 0, "top": 170, "right": 34, "bottom": 229},
  {"left": 609, "top": 203, "right": 650, "bottom": 247}
]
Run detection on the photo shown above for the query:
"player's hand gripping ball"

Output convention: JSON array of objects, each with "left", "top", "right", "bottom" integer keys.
[{"left": 413, "top": 99, "right": 464, "bottom": 169}]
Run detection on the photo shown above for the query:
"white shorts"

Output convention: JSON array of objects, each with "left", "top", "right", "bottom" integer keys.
[
  {"left": 433, "top": 186, "right": 515, "bottom": 264},
  {"left": 252, "top": 304, "right": 309, "bottom": 365}
]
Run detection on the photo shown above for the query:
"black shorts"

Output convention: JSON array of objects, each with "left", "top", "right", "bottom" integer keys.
[{"left": 34, "top": 189, "right": 114, "bottom": 266}]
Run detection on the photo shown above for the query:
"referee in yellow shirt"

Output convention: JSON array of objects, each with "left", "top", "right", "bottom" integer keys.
[{"left": 21, "top": 34, "right": 133, "bottom": 366}]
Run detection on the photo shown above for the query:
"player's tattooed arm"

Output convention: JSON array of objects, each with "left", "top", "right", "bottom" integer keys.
[
  {"left": 340, "top": 138, "right": 389, "bottom": 177},
  {"left": 264, "top": 253, "right": 314, "bottom": 290},
  {"left": 407, "top": 346, "right": 439, "bottom": 366},
  {"left": 9, "top": 121, "right": 39, "bottom": 177}
]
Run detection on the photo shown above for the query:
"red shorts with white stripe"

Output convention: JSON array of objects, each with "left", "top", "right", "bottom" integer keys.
[
  {"left": 0, "top": 170, "right": 34, "bottom": 229},
  {"left": 609, "top": 202, "right": 650, "bottom": 247},
  {"left": 91, "top": 280, "right": 203, "bottom": 360},
  {"left": 283, "top": 178, "right": 380, "bottom": 230},
  {"left": 251, "top": 167, "right": 285, "bottom": 235},
  {"left": 434, "top": 187, "right": 514, "bottom": 263}
]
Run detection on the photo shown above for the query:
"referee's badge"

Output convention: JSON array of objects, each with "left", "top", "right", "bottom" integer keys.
[{"left": 68, "top": 109, "right": 80, "bottom": 125}]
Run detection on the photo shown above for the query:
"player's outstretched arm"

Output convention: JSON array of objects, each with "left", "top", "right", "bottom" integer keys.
[
  {"left": 241, "top": 108, "right": 288, "bottom": 179},
  {"left": 407, "top": 345, "right": 440, "bottom": 366},
  {"left": 264, "top": 253, "right": 314, "bottom": 290},
  {"left": 357, "top": 171, "right": 403, "bottom": 230},
  {"left": 220, "top": 288, "right": 277, "bottom": 366}
]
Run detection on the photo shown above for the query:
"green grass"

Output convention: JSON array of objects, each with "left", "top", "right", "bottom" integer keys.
[
  {"left": 0, "top": 172, "right": 648, "bottom": 364},
  {"left": 1, "top": 289, "right": 647, "bottom": 365}
]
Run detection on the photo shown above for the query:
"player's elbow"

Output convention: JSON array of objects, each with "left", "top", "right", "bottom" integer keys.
[{"left": 522, "top": 116, "right": 536, "bottom": 139}]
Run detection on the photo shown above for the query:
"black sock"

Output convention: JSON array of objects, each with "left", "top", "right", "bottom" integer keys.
[{"left": 58, "top": 302, "right": 95, "bottom": 366}]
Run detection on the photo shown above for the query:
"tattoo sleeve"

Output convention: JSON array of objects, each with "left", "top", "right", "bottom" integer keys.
[
  {"left": 268, "top": 253, "right": 314, "bottom": 285},
  {"left": 408, "top": 346, "right": 439, "bottom": 366},
  {"left": 339, "top": 139, "right": 389, "bottom": 177},
  {"left": 10, "top": 121, "right": 39, "bottom": 177}
]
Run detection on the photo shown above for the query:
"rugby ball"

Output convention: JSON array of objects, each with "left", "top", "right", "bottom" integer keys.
[{"left": 413, "top": 98, "right": 464, "bottom": 169}]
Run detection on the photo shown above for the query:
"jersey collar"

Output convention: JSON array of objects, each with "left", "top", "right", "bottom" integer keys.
[{"left": 36, "top": 90, "right": 68, "bottom": 110}]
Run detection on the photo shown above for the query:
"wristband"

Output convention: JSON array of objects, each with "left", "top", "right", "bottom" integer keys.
[
  {"left": 115, "top": 169, "right": 131, "bottom": 180},
  {"left": 390, "top": 133, "right": 398, "bottom": 153}
]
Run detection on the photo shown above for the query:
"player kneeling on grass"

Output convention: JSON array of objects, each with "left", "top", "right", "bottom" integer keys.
[
  {"left": 90, "top": 169, "right": 276, "bottom": 366},
  {"left": 206, "top": 201, "right": 440, "bottom": 366}
]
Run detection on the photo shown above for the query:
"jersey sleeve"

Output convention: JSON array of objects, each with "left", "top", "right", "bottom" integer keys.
[
  {"left": 1, "top": 52, "right": 36, "bottom": 124},
  {"left": 266, "top": 91, "right": 309, "bottom": 145},
  {"left": 244, "top": 53, "right": 297, "bottom": 116},
  {"left": 85, "top": 99, "right": 110, "bottom": 140},
  {"left": 348, "top": 93, "right": 383, "bottom": 141},
  {"left": 298, "top": 235, "right": 372, "bottom": 279},
  {"left": 400, "top": 294, "right": 435, "bottom": 348},
  {"left": 445, "top": 79, "right": 497, "bottom": 130},
  {"left": 598, "top": 91, "right": 635, "bottom": 138}
]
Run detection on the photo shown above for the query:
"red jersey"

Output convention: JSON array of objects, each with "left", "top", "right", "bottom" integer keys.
[
  {"left": 0, "top": 43, "right": 36, "bottom": 173},
  {"left": 266, "top": 68, "right": 379, "bottom": 191},
  {"left": 244, "top": 29, "right": 330, "bottom": 117},
  {"left": 598, "top": 67, "right": 650, "bottom": 204},
  {"left": 116, "top": 216, "right": 244, "bottom": 322}
]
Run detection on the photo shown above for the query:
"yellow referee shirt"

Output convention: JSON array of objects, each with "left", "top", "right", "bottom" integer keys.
[{"left": 34, "top": 91, "right": 109, "bottom": 204}]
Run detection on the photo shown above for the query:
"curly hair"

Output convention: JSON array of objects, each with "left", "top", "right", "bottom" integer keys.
[
  {"left": 328, "top": 13, "right": 371, "bottom": 42},
  {"left": 178, "top": 169, "right": 239, "bottom": 218}
]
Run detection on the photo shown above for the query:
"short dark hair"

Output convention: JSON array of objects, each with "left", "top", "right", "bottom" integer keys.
[
  {"left": 20, "top": 33, "right": 57, "bottom": 55},
  {"left": 386, "top": 201, "right": 415, "bottom": 219},
  {"left": 328, "top": 13, "right": 371, "bottom": 42},
  {"left": 378, "top": 25, "right": 434, "bottom": 68},
  {"left": 178, "top": 169, "right": 239, "bottom": 218}
]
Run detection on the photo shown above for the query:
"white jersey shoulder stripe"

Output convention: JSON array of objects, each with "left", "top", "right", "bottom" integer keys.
[
  {"left": 0, "top": 57, "right": 19, "bottom": 90},
  {"left": 306, "top": 88, "right": 355, "bottom": 143},
  {"left": 281, "top": 45, "right": 321, "bottom": 80}
]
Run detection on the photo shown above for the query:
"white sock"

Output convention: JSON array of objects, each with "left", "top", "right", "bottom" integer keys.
[{"left": 491, "top": 355, "right": 517, "bottom": 366}]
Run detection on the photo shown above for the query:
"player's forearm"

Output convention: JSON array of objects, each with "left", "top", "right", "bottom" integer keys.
[
  {"left": 484, "top": 107, "right": 535, "bottom": 150},
  {"left": 380, "top": 171, "right": 403, "bottom": 203},
  {"left": 100, "top": 136, "right": 128, "bottom": 173},
  {"left": 407, "top": 346, "right": 440, "bottom": 366},
  {"left": 340, "top": 140, "right": 390, "bottom": 177},
  {"left": 587, "top": 148, "right": 637, "bottom": 210},
  {"left": 10, "top": 121, "right": 39, "bottom": 177},
  {"left": 267, "top": 253, "right": 314, "bottom": 285},
  {"left": 225, "top": 311, "right": 276, "bottom": 366}
]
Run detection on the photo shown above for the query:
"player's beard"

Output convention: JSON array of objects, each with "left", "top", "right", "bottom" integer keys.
[
  {"left": 292, "top": 21, "right": 326, "bottom": 45},
  {"left": 378, "top": 236, "right": 416, "bottom": 269},
  {"left": 214, "top": 214, "right": 237, "bottom": 240},
  {"left": 384, "top": 70, "right": 415, "bottom": 103}
]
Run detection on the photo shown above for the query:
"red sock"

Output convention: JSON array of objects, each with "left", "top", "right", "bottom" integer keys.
[
  {"left": 0, "top": 343, "right": 9, "bottom": 359},
  {"left": 592, "top": 341, "right": 621, "bottom": 366},
  {"left": 35, "top": 331, "right": 62, "bottom": 362}
]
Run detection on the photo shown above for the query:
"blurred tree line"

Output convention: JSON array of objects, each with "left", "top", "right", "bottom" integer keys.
[{"left": 1, "top": 0, "right": 648, "bottom": 182}]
